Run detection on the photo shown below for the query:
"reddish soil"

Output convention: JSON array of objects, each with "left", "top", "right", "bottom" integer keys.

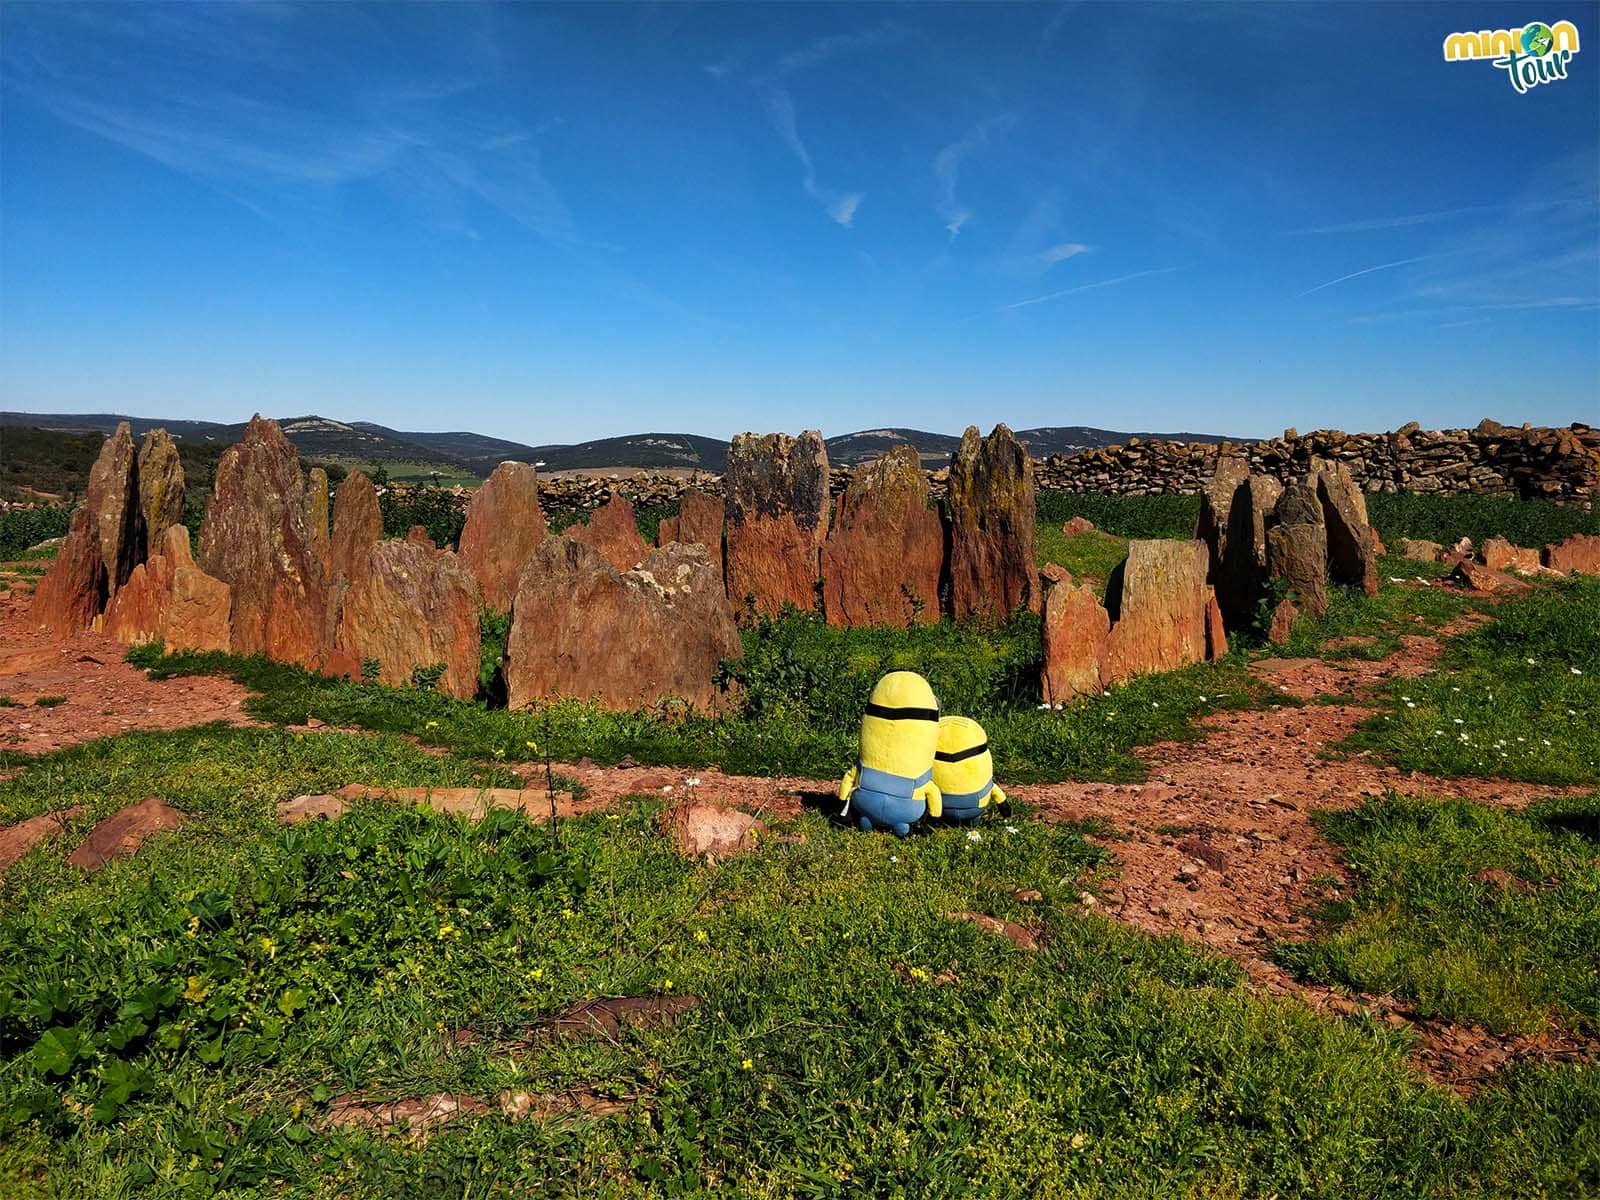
[{"left": 0, "top": 587, "right": 254, "bottom": 754}]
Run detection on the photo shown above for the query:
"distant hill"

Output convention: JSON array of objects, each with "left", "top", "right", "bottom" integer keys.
[{"left": 2, "top": 411, "right": 1233, "bottom": 486}]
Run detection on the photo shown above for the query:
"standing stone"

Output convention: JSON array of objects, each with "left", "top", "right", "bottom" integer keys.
[
  {"left": 28, "top": 507, "right": 107, "bottom": 638},
  {"left": 1039, "top": 563, "right": 1109, "bottom": 703},
  {"left": 1480, "top": 537, "right": 1540, "bottom": 573},
  {"left": 1204, "top": 587, "right": 1228, "bottom": 661},
  {"left": 565, "top": 490, "right": 649, "bottom": 572},
  {"left": 1544, "top": 533, "right": 1600, "bottom": 576},
  {"left": 1267, "top": 480, "right": 1328, "bottom": 619},
  {"left": 1268, "top": 598, "right": 1298, "bottom": 644},
  {"left": 458, "top": 461, "right": 547, "bottom": 613},
  {"left": 405, "top": 525, "right": 437, "bottom": 550},
  {"left": 136, "top": 430, "right": 186, "bottom": 556},
  {"left": 334, "top": 542, "right": 483, "bottom": 699},
  {"left": 330, "top": 471, "right": 383, "bottom": 584},
  {"left": 507, "top": 539, "right": 740, "bottom": 712},
  {"left": 1314, "top": 461, "right": 1378, "bottom": 596},
  {"left": 103, "top": 525, "right": 231, "bottom": 652},
  {"left": 304, "top": 467, "right": 331, "bottom": 572},
  {"left": 1195, "top": 456, "right": 1250, "bottom": 580},
  {"left": 197, "top": 415, "right": 329, "bottom": 669},
  {"left": 821, "top": 445, "right": 942, "bottom": 627},
  {"left": 657, "top": 491, "right": 725, "bottom": 573},
  {"left": 1215, "top": 474, "right": 1283, "bottom": 627},
  {"left": 86, "top": 421, "right": 140, "bottom": 594},
  {"left": 947, "top": 424, "right": 1038, "bottom": 624},
  {"left": 724, "top": 431, "right": 830, "bottom": 619},
  {"left": 1101, "top": 540, "right": 1210, "bottom": 685}
]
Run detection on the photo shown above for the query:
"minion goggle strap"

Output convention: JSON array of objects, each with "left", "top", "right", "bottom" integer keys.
[
  {"left": 935, "top": 742, "right": 989, "bottom": 763},
  {"left": 863, "top": 703, "right": 940, "bottom": 722}
]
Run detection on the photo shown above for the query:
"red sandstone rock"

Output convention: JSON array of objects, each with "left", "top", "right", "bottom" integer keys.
[
  {"left": 1061, "top": 516, "right": 1097, "bottom": 536},
  {"left": 330, "top": 471, "right": 384, "bottom": 584},
  {"left": 1401, "top": 539, "right": 1443, "bottom": 563},
  {"left": 458, "top": 461, "right": 547, "bottom": 613},
  {"left": 136, "top": 429, "right": 186, "bottom": 556},
  {"left": 334, "top": 541, "right": 482, "bottom": 699},
  {"left": 1204, "top": 587, "right": 1228, "bottom": 661},
  {"left": 66, "top": 798, "right": 184, "bottom": 870},
  {"left": 660, "top": 800, "right": 765, "bottom": 859},
  {"left": 944, "top": 911, "right": 1040, "bottom": 952},
  {"left": 507, "top": 539, "right": 739, "bottom": 712},
  {"left": 198, "top": 416, "right": 330, "bottom": 669},
  {"left": 1210, "top": 470, "right": 1281, "bottom": 627},
  {"left": 1101, "top": 540, "right": 1210, "bottom": 684},
  {"left": 1480, "top": 536, "right": 1541, "bottom": 574},
  {"left": 948, "top": 424, "right": 1038, "bottom": 624},
  {"left": 1195, "top": 456, "right": 1250, "bottom": 575},
  {"left": 1267, "top": 481, "right": 1328, "bottom": 619},
  {"left": 405, "top": 525, "right": 437, "bottom": 549},
  {"left": 103, "top": 540, "right": 178, "bottom": 646},
  {"left": 0, "top": 806, "right": 86, "bottom": 874},
  {"left": 1314, "top": 461, "right": 1378, "bottom": 596},
  {"left": 1268, "top": 598, "right": 1298, "bottom": 644},
  {"left": 166, "top": 559, "right": 232, "bottom": 653},
  {"left": 29, "top": 507, "right": 107, "bottom": 638},
  {"left": 305, "top": 467, "right": 331, "bottom": 571},
  {"left": 821, "top": 445, "right": 942, "bottom": 627},
  {"left": 723, "top": 431, "right": 830, "bottom": 618},
  {"left": 565, "top": 490, "right": 649, "bottom": 572},
  {"left": 1448, "top": 559, "right": 1532, "bottom": 595},
  {"left": 656, "top": 490, "right": 725, "bottom": 573},
  {"left": 86, "top": 421, "right": 141, "bottom": 594},
  {"left": 1039, "top": 563, "right": 1109, "bottom": 703},
  {"left": 1544, "top": 533, "right": 1600, "bottom": 576}
]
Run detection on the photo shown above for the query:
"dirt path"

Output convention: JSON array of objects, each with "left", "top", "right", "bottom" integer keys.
[{"left": 0, "top": 588, "right": 255, "bottom": 756}]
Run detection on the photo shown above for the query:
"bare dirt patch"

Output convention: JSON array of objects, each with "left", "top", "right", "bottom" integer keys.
[{"left": 0, "top": 590, "right": 254, "bottom": 754}]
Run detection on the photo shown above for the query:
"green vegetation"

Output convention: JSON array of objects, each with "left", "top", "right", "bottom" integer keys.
[
  {"left": 1345, "top": 577, "right": 1600, "bottom": 785},
  {"left": 1365, "top": 492, "right": 1599, "bottom": 549},
  {"left": 365, "top": 471, "right": 468, "bottom": 549},
  {"left": 30, "top": 697, "right": 66, "bottom": 709},
  {"left": 0, "top": 508, "right": 72, "bottom": 562},
  {"left": 547, "top": 501, "right": 677, "bottom": 544},
  {"left": 121, "top": 611, "right": 1270, "bottom": 785},
  {"left": 1036, "top": 492, "right": 1199, "bottom": 539},
  {"left": 1278, "top": 793, "right": 1600, "bottom": 1037},
  {"left": 1034, "top": 528, "right": 1128, "bottom": 593},
  {"left": 2, "top": 727, "right": 1596, "bottom": 1197},
  {"left": 1269, "top": 555, "right": 1474, "bottom": 660}
]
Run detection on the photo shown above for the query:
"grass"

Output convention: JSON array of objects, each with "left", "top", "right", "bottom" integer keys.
[
  {"left": 1036, "top": 493, "right": 1199, "bottom": 540},
  {"left": 0, "top": 508, "right": 73, "bottom": 562},
  {"left": 1365, "top": 493, "right": 1598, "bottom": 549},
  {"left": 1345, "top": 576, "right": 1600, "bottom": 786},
  {"left": 30, "top": 697, "right": 66, "bottom": 709},
  {"left": 1270, "top": 556, "right": 1476, "bottom": 661},
  {"left": 1, "top": 726, "right": 1597, "bottom": 1197},
  {"left": 1034, "top": 528, "right": 1128, "bottom": 595},
  {"left": 117, "top": 609, "right": 1274, "bottom": 786},
  {"left": 1277, "top": 793, "right": 1600, "bottom": 1037}
]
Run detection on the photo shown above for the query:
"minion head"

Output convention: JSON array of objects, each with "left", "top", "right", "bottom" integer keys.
[
  {"left": 933, "top": 716, "right": 996, "bottom": 810},
  {"left": 858, "top": 671, "right": 940, "bottom": 780}
]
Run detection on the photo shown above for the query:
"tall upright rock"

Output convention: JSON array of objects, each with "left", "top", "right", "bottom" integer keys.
[
  {"left": 1314, "top": 460, "right": 1378, "bottom": 597},
  {"left": 85, "top": 421, "right": 141, "bottom": 595},
  {"left": 1039, "top": 563, "right": 1110, "bottom": 703},
  {"left": 947, "top": 424, "right": 1038, "bottom": 625},
  {"left": 28, "top": 507, "right": 107, "bottom": 638},
  {"left": 330, "top": 470, "right": 383, "bottom": 585},
  {"left": 334, "top": 542, "right": 482, "bottom": 699},
  {"left": 458, "top": 461, "right": 546, "bottom": 613},
  {"left": 103, "top": 525, "right": 230, "bottom": 653},
  {"left": 565, "top": 489, "right": 649, "bottom": 573},
  {"left": 304, "top": 467, "right": 331, "bottom": 573},
  {"left": 507, "top": 539, "right": 740, "bottom": 711},
  {"left": 197, "top": 415, "right": 330, "bottom": 669},
  {"left": 821, "top": 445, "right": 943, "bottom": 627},
  {"left": 1195, "top": 456, "right": 1249, "bottom": 618},
  {"left": 723, "top": 431, "right": 830, "bottom": 618},
  {"left": 136, "top": 429, "right": 186, "bottom": 550},
  {"left": 1267, "top": 480, "right": 1328, "bottom": 619},
  {"left": 657, "top": 490, "right": 724, "bottom": 573},
  {"left": 1101, "top": 540, "right": 1210, "bottom": 684}
]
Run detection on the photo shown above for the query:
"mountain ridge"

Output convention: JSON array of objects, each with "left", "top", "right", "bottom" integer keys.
[{"left": 1, "top": 411, "right": 1234, "bottom": 479}]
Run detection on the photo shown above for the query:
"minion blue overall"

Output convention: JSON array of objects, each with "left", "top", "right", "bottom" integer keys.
[
  {"left": 931, "top": 716, "right": 1006, "bottom": 825},
  {"left": 839, "top": 671, "right": 942, "bottom": 836}
]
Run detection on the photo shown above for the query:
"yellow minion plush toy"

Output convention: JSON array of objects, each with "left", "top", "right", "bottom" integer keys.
[
  {"left": 839, "top": 671, "right": 942, "bottom": 836},
  {"left": 932, "top": 716, "right": 1006, "bottom": 825}
]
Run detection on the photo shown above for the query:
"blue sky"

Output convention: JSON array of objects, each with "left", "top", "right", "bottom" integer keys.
[{"left": 2, "top": 2, "right": 1596, "bottom": 444}]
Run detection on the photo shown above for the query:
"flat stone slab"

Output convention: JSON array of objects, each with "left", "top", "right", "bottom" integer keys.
[
  {"left": 66, "top": 799, "right": 183, "bottom": 870},
  {"left": 0, "top": 806, "right": 86, "bottom": 874},
  {"left": 324, "top": 1087, "right": 632, "bottom": 1138},
  {"left": 944, "top": 911, "right": 1040, "bottom": 951},
  {"left": 277, "top": 784, "right": 567, "bottom": 824}
]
